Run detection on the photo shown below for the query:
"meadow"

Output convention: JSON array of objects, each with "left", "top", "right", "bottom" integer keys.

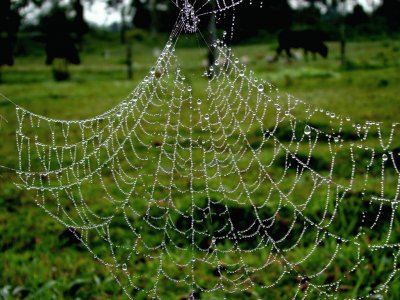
[{"left": 0, "top": 34, "right": 400, "bottom": 299}]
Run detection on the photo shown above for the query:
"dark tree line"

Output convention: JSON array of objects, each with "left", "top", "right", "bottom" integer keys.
[
  {"left": 104, "top": 0, "right": 399, "bottom": 41},
  {"left": 221, "top": 0, "right": 399, "bottom": 42},
  {"left": 0, "top": 0, "right": 399, "bottom": 81}
]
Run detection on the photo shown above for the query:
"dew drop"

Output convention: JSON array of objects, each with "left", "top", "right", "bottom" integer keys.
[
  {"left": 304, "top": 125, "right": 311, "bottom": 136},
  {"left": 204, "top": 114, "right": 210, "bottom": 120},
  {"left": 382, "top": 153, "right": 388, "bottom": 161},
  {"left": 257, "top": 84, "right": 263, "bottom": 92},
  {"left": 239, "top": 70, "right": 244, "bottom": 77},
  {"left": 197, "top": 99, "right": 202, "bottom": 105},
  {"left": 122, "top": 263, "right": 128, "bottom": 271}
]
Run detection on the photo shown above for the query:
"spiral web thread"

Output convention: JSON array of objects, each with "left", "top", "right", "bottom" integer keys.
[{"left": 9, "top": 14, "right": 400, "bottom": 300}]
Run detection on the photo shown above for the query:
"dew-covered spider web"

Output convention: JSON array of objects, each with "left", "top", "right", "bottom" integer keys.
[{"left": 2, "top": 1, "right": 400, "bottom": 299}]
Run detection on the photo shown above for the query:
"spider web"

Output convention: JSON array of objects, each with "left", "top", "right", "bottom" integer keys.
[{"left": 5, "top": 6, "right": 400, "bottom": 300}]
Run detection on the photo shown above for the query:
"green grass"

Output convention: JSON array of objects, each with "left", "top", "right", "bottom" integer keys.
[{"left": 1, "top": 35, "right": 400, "bottom": 299}]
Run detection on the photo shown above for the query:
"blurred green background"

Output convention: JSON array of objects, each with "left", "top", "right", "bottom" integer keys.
[{"left": 1, "top": 0, "right": 400, "bottom": 299}]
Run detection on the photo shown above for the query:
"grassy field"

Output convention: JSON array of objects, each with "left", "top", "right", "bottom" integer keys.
[{"left": 0, "top": 34, "right": 400, "bottom": 299}]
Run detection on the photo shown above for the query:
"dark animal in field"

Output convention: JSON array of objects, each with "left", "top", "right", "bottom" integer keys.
[
  {"left": 45, "top": 35, "right": 80, "bottom": 65},
  {"left": 275, "top": 29, "right": 328, "bottom": 61}
]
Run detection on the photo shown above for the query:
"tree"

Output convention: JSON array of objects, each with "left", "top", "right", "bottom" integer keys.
[
  {"left": 1, "top": 0, "right": 90, "bottom": 81},
  {"left": 40, "top": 5, "right": 81, "bottom": 81},
  {"left": 106, "top": 0, "right": 134, "bottom": 79},
  {"left": 131, "top": 0, "right": 152, "bottom": 30},
  {"left": 72, "top": 0, "right": 90, "bottom": 48},
  {"left": 374, "top": 0, "right": 400, "bottom": 32},
  {"left": 130, "top": 0, "right": 176, "bottom": 34},
  {"left": 347, "top": 3, "right": 369, "bottom": 28},
  {"left": 217, "top": 0, "right": 294, "bottom": 42},
  {"left": 293, "top": 0, "right": 324, "bottom": 27},
  {"left": 303, "top": 0, "right": 327, "bottom": 8},
  {"left": 0, "top": 0, "right": 20, "bottom": 82},
  {"left": 106, "top": 0, "right": 129, "bottom": 43},
  {"left": 325, "top": 0, "right": 348, "bottom": 66}
]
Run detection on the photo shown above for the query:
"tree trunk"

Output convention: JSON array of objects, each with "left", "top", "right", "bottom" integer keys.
[
  {"left": 149, "top": 0, "right": 157, "bottom": 38},
  {"left": 120, "top": 6, "right": 126, "bottom": 44},
  {"left": 0, "top": 0, "right": 15, "bottom": 68},
  {"left": 126, "top": 42, "right": 133, "bottom": 80},
  {"left": 52, "top": 58, "right": 70, "bottom": 81},
  {"left": 340, "top": 22, "right": 346, "bottom": 67},
  {"left": 332, "top": 0, "right": 347, "bottom": 67},
  {"left": 73, "top": 0, "right": 87, "bottom": 49},
  {"left": 338, "top": 0, "right": 347, "bottom": 67}
]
